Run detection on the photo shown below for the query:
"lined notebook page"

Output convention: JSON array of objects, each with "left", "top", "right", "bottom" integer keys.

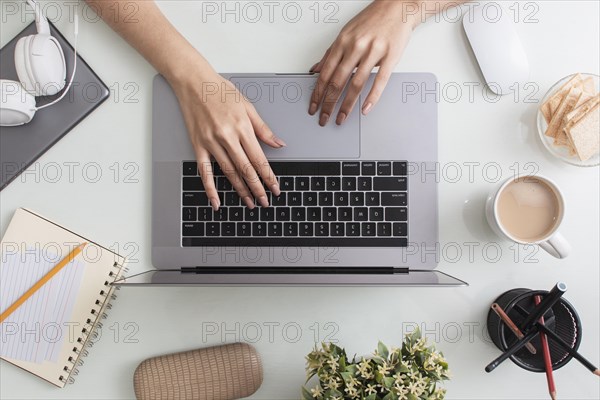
[{"left": 0, "top": 249, "right": 85, "bottom": 363}]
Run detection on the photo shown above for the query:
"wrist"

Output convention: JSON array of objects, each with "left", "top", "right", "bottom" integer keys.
[
  {"left": 163, "top": 50, "right": 216, "bottom": 90},
  {"left": 375, "top": 0, "right": 424, "bottom": 29}
]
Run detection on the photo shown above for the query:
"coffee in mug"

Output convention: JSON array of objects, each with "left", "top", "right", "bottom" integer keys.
[
  {"left": 486, "top": 175, "right": 571, "bottom": 258},
  {"left": 497, "top": 178, "right": 561, "bottom": 242}
]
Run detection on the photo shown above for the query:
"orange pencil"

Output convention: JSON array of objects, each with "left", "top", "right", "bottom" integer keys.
[
  {"left": 535, "top": 295, "right": 557, "bottom": 400},
  {"left": 491, "top": 303, "right": 537, "bottom": 354},
  {"left": 0, "top": 242, "right": 87, "bottom": 324}
]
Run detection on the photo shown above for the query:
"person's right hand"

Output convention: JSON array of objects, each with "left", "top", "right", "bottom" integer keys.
[{"left": 170, "top": 68, "right": 286, "bottom": 211}]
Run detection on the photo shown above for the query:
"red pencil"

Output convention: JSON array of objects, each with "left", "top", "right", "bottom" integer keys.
[{"left": 535, "top": 295, "right": 557, "bottom": 400}]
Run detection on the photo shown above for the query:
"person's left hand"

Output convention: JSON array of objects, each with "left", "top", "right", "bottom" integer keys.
[{"left": 308, "top": 0, "right": 419, "bottom": 126}]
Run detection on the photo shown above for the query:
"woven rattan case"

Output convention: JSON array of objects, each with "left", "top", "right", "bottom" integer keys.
[{"left": 133, "top": 343, "right": 263, "bottom": 399}]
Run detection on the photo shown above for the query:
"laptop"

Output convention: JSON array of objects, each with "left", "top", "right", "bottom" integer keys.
[{"left": 122, "top": 73, "right": 465, "bottom": 286}]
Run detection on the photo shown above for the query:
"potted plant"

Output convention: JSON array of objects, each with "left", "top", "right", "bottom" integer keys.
[{"left": 302, "top": 329, "right": 449, "bottom": 400}]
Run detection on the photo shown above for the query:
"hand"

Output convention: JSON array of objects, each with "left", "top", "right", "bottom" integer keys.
[
  {"left": 309, "top": 0, "right": 419, "bottom": 126},
  {"left": 171, "top": 68, "right": 286, "bottom": 210}
]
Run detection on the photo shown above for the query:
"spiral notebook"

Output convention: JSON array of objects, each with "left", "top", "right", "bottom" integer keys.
[{"left": 0, "top": 208, "right": 126, "bottom": 387}]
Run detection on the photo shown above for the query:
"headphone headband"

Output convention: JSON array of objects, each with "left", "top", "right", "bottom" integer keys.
[{"left": 26, "top": 0, "right": 50, "bottom": 35}]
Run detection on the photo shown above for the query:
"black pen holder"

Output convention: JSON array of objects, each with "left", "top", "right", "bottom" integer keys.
[{"left": 487, "top": 288, "right": 582, "bottom": 372}]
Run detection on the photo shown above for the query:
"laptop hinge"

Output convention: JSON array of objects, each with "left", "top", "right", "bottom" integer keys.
[{"left": 181, "top": 267, "right": 410, "bottom": 275}]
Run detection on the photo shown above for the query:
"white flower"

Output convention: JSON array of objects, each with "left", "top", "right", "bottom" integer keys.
[
  {"left": 393, "top": 373, "right": 407, "bottom": 384},
  {"left": 325, "top": 377, "right": 341, "bottom": 390},
  {"left": 344, "top": 385, "right": 359, "bottom": 398},
  {"left": 394, "top": 385, "right": 409, "bottom": 400},
  {"left": 356, "top": 359, "right": 371, "bottom": 377},
  {"left": 407, "top": 380, "right": 424, "bottom": 397},
  {"left": 365, "top": 383, "right": 378, "bottom": 395},
  {"left": 377, "top": 362, "right": 392, "bottom": 376},
  {"left": 310, "top": 386, "right": 323, "bottom": 398}
]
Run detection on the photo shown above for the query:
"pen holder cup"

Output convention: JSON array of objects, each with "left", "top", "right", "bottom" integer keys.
[{"left": 487, "top": 288, "right": 582, "bottom": 372}]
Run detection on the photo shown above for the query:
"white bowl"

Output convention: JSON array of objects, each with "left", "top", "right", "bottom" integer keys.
[{"left": 536, "top": 73, "right": 599, "bottom": 167}]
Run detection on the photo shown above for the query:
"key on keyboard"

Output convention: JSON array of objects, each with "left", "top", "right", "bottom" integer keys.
[{"left": 180, "top": 161, "right": 408, "bottom": 247}]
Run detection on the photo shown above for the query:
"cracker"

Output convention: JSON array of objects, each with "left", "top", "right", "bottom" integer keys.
[
  {"left": 566, "top": 94, "right": 600, "bottom": 124},
  {"left": 541, "top": 74, "right": 582, "bottom": 123},
  {"left": 581, "top": 77, "right": 597, "bottom": 95},
  {"left": 555, "top": 91, "right": 595, "bottom": 146},
  {"left": 546, "top": 87, "right": 581, "bottom": 138},
  {"left": 565, "top": 103, "right": 600, "bottom": 161}
]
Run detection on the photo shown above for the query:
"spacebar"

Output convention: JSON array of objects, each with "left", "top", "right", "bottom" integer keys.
[
  {"left": 183, "top": 237, "right": 408, "bottom": 247},
  {"left": 268, "top": 162, "right": 341, "bottom": 176}
]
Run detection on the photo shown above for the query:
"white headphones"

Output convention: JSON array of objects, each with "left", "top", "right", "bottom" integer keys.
[{"left": 0, "top": 0, "right": 78, "bottom": 126}]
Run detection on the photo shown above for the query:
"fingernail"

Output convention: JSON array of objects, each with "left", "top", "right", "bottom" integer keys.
[
  {"left": 210, "top": 197, "right": 220, "bottom": 211},
  {"left": 319, "top": 113, "right": 330, "bottom": 126},
  {"left": 258, "top": 196, "right": 269, "bottom": 208},
  {"left": 274, "top": 136, "right": 287, "bottom": 147},
  {"left": 336, "top": 112, "right": 347, "bottom": 125},
  {"left": 244, "top": 196, "right": 255, "bottom": 209},
  {"left": 310, "top": 63, "right": 318, "bottom": 72},
  {"left": 309, "top": 102, "right": 318, "bottom": 115},
  {"left": 362, "top": 102, "right": 373, "bottom": 115},
  {"left": 270, "top": 183, "right": 281, "bottom": 197}
]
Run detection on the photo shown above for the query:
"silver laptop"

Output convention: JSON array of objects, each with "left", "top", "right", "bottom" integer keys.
[{"left": 123, "top": 73, "right": 465, "bottom": 286}]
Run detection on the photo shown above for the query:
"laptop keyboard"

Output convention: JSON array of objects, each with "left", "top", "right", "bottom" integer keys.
[{"left": 181, "top": 161, "right": 408, "bottom": 247}]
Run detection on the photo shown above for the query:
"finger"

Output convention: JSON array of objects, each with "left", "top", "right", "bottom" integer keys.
[
  {"left": 362, "top": 60, "right": 394, "bottom": 115},
  {"left": 195, "top": 149, "right": 220, "bottom": 211},
  {"left": 320, "top": 55, "right": 361, "bottom": 126},
  {"left": 210, "top": 144, "right": 256, "bottom": 209},
  {"left": 310, "top": 47, "right": 331, "bottom": 73},
  {"left": 240, "top": 133, "right": 280, "bottom": 198},
  {"left": 309, "top": 47, "right": 343, "bottom": 116},
  {"left": 245, "top": 102, "right": 286, "bottom": 149},
  {"left": 220, "top": 136, "right": 270, "bottom": 208},
  {"left": 337, "top": 55, "right": 380, "bottom": 125}
]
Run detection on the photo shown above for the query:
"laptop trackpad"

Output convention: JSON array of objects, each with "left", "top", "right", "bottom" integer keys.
[{"left": 230, "top": 76, "right": 360, "bottom": 159}]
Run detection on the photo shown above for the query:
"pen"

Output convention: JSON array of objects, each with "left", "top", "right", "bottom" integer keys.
[
  {"left": 537, "top": 323, "right": 600, "bottom": 377},
  {"left": 536, "top": 295, "right": 557, "bottom": 400},
  {"left": 485, "top": 329, "right": 539, "bottom": 373},
  {"left": 0, "top": 242, "right": 87, "bottom": 323},
  {"left": 521, "top": 282, "right": 567, "bottom": 331},
  {"left": 491, "top": 303, "right": 537, "bottom": 354}
]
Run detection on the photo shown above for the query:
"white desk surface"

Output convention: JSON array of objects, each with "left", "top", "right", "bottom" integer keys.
[{"left": 1, "top": 1, "right": 599, "bottom": 399}]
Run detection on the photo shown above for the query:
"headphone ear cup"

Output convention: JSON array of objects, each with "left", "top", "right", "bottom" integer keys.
[
  {"left": 14, "top": 36, "right": 38, "bottom": 96},
  {"left": 0, "top": 79, "right": 37, "bottom": 126},
  {"left": 16, "top": 34, "right": 66, "bottom": 96}
]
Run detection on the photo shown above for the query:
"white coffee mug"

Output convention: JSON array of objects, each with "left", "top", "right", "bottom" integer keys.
[{"left": 485, "top": 175, "right": 571, "bottom": 259}]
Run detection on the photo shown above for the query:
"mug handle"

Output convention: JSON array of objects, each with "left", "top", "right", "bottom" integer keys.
[{"left": 539, "top": 232, "right": 571, "bottom": 259}]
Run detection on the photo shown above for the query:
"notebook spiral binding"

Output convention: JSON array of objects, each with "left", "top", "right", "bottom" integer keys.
[{"left": 58, "top": 261, "right": 128, "bottom": 385}]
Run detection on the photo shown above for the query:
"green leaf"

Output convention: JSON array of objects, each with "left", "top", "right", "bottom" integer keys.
[
  {"left": 324, "top": 388, "right": 342, "bottom": 398},
  {"left": 345, "top": 364, "right": 358, "bottom": 375},
  {"left": 378, "top": 341, "right": 390, "bottom": 359},
  {"left": 382, "top": 376, "right": 395, "bottom": 389},
  {"left": 372, "top": 356, "right": 385, "bottom": 366},
  {"left": 339, "top": 355, "right": 347, "bottom": 371},
  {"left": 364, "top": 395, "right": 377, "bottom": 400},
  {"left": 412, "top": 326, "right": 422, "bottom": 339},
  {"left": 383, "top": 392, "right": 399, "bottom": 400},
  {"left": 301, "top": 387, "right": 314, "bottom": 400},
  {"left": 340, "top": 371, "right": 353, "bottom": 383}
]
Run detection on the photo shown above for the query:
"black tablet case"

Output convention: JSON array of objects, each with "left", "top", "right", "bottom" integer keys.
[{"left": 0, "top": 22, "right": 109, "bottom": 191}]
